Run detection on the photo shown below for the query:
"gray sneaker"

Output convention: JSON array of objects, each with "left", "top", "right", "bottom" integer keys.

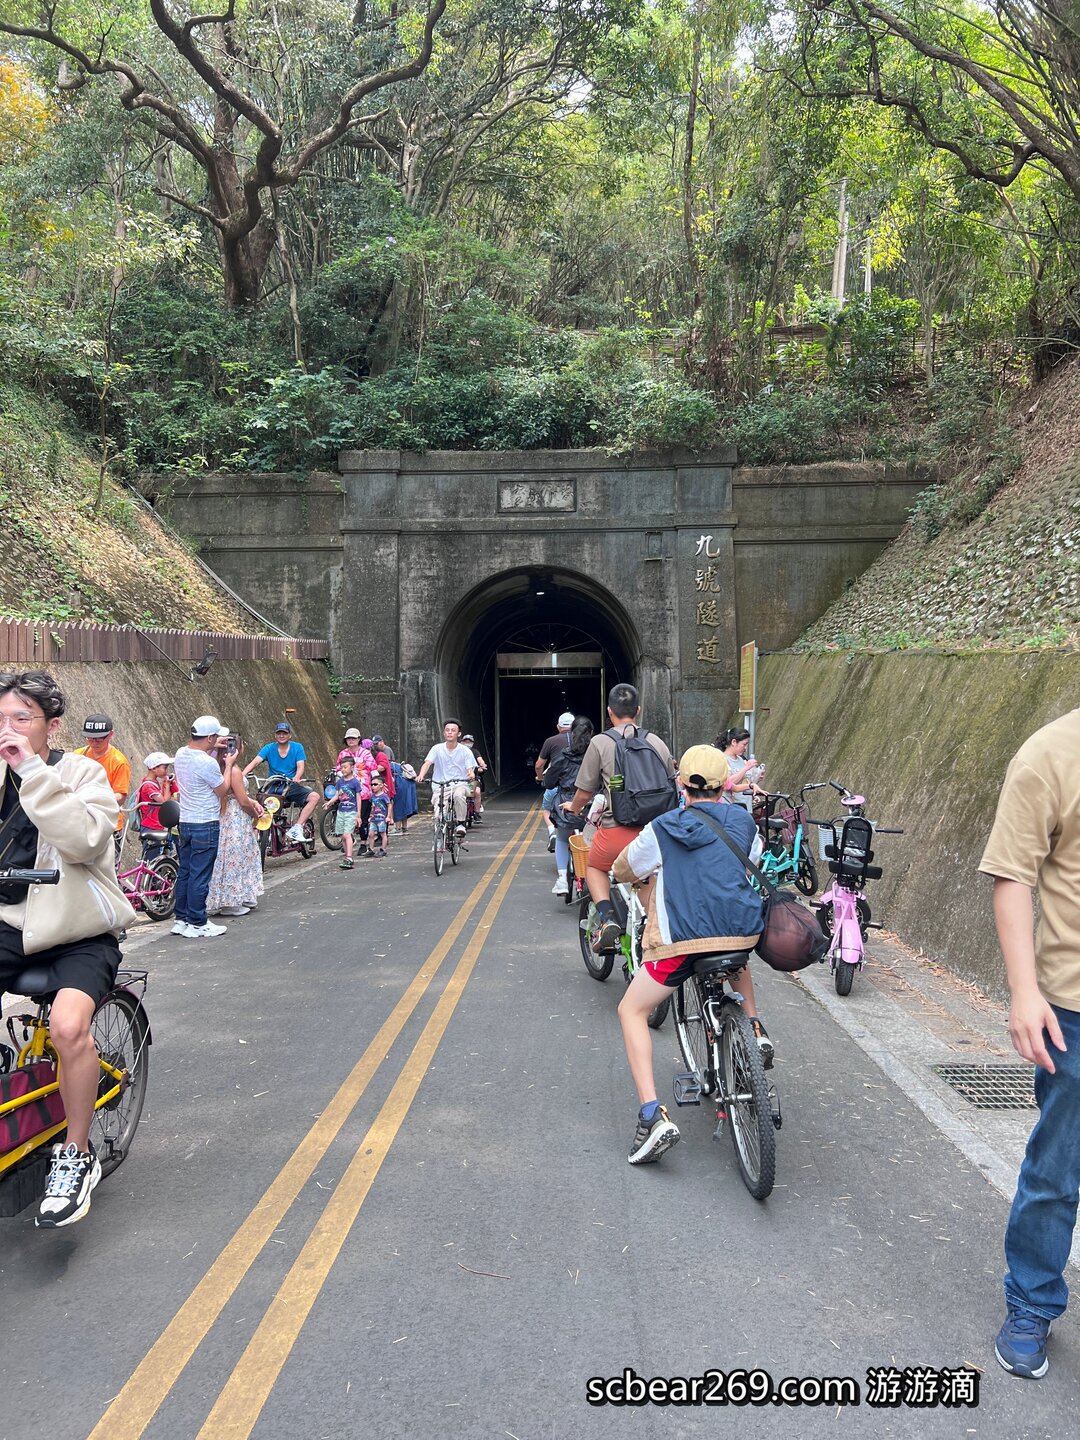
[{"left": 628, "top": 1106, "right": 680, "bottom": 1165}]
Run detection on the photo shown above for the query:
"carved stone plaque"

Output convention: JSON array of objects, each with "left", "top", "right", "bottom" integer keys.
[{"left": 498, "top": 479, "right": 576, "bottom": 513}]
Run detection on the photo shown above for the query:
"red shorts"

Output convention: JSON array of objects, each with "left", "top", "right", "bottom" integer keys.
[
  {"left": 642, "top": 955, "right": 698, "bottom": 988},
  {"left": 586, "top": 824, "right": 642, "bottom": 874}
]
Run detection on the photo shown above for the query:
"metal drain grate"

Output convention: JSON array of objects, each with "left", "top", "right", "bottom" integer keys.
[{"left": 931, "top": 1062, "right": 1037, "bottom": 1110}]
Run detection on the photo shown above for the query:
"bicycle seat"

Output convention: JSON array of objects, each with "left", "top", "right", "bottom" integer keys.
[
  {"left": 8, "top": 966, "right": 55, "bottom": 1000},
  {"left": 766, "top": 818, "right": 786, "bottom": 832},
  {"left": 691, "top": 950, "right": 752, "bottom": 979}
]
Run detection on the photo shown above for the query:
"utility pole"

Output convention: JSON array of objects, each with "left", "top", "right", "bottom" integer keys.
[{"left": 831, "top": 178, "right": 849, "bottom": 302}]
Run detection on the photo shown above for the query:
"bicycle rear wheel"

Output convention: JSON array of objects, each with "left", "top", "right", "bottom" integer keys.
[
  {"left": 647, "top": 995, "right": 671, "bottom": 1030},
  {"left": 90, "top": 989, "right": 150, "bottom": 1178},
  {"left": 719, "top": 1003, "right": 775, "bottom": 1200},
  {"left": 795, "top": 850, "right": 818, "bottom": 895},
  {"left": 433, "top": 818, "right": 445, "bottom": 876},
  {"left": 674, "top": 978, "right": 715, "bottom": 1095},
  {"left": 138, "top": 856, "right": 178, "bottom": 922},
  {"left": 449, "top": 820, "right": 460, "bottom": 866}
]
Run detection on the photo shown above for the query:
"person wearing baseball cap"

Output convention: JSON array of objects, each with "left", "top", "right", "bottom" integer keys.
[
  {"left": 242, "top": 718, "right": 319, "bottom": 843},
  {"left": 607, "top": 741, "right": 770, "bottom": 1167},
  {"left": 75, "top": 715, "right": 131, "bottom": 853},
  {"left": 135, "top": 751, "right": 178, "bottom": 860},
  {"left": 172, "top": 715, "right": 236, "bottom": 939},
  {"left": 535, "top": 711, "right": 578, "bottom": 851}
]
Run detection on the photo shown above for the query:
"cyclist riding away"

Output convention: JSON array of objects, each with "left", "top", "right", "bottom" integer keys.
[
  {"left": 416, "top": 720, "right": 476, "bottom": 837},
  {"left": 0, "top": 670, "right": 137, "bottom": 1226},
  {"left": 461, "top": 734, "right": 487, "bottom": 820},
  {"left": 561, "top": 683, "right": 677, "bottom": 953},
  {"left": 536, "top": 712, "right": 575, "bottom": 852},
  {"left": 613, "top": 745, "right": 767, "bottom": 1165},
  {"left": 242, "top": 720, "right": 319, "bottom": 843}
]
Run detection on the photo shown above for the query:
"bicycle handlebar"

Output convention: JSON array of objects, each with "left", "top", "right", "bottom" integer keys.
[
  {"left": 875, "top": 827, "right": 904, "bottom": 834},
  {"left": 828, "top": 780, "right": 850, "bottom": 795},
  {"left": 0, "top": 867, "right": 60, "bottom": 885}
]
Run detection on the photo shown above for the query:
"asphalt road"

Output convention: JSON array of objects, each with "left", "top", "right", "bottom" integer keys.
[{"left": 1, "top": 796, "right": 1076, "bottom": 1440}]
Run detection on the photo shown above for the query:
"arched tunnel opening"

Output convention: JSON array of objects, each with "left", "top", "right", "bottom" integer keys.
[{"left": 435, "top": 568, "right": 641, "bottom": 789}]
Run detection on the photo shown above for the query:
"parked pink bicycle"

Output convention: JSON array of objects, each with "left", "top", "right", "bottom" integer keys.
[
  {"left": 810, "top": 781, "right": 903, "bottom": 996},
  {"left": 115, "top": 800, "right": 179, "bottom": 922}
]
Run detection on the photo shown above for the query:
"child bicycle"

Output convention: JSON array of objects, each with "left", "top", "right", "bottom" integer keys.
[
  {"left": 114, "top": 795, "right": 179, "bottom": 922},
  {"left": 578, "top": 877, "right": 671, "bottom": 1030},
  {"left": 0, "top": 867, "right": 151, "bottom": 1218},
  {"left": 670, "top": 950, "right": 781, "bottom": 1200},
  {"left": 810, "top": 781, "right": 904, "bottom": 996}
]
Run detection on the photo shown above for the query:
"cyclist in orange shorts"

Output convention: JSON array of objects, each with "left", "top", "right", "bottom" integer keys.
[{"left": 560, "top": 682, "right": 676, "bottom": 953}]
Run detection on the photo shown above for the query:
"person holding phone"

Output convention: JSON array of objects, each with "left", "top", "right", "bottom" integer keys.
[{"left": 206, "top": 733, "right": 265, "bottom": 918}]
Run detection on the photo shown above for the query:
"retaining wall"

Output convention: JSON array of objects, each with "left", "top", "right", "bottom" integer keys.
[{"left": 753, "top": 650, "right": 1080, "bottom": 998}]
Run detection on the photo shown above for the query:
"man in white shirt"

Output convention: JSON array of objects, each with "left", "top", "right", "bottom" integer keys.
[
  {"left": 172, "top": 714, "right": 235, "bottom": 939},
  {"left": 416, "top": 720, "right": 476, "bottom": 837}
]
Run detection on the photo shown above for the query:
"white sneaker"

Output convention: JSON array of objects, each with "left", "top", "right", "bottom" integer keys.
[
  {"left": 285, "top": 823, "right": 304, "bottom": 843},
  {"left": 170, "top": 920, "right": 189, "bottom": 936},
  {"left": 217, "top": 906, "right": 250, "bottom": 916},
  {"left": 185, "top": 921, "right": 227, "bottom": 938},
  {"left": 455, "top": 823, "right": 467, "bottom": 837},
  {"left": 551, "top": 875, "right": 569, "bottom": 896}
]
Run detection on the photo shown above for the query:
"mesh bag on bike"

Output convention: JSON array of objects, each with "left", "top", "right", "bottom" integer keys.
[{"left": 755, "top": 892, "right": 830, "bottom": 972}]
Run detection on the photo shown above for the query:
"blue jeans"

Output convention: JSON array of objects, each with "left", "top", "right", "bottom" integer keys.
[
  {"left": 1004, "top": 1003, "right": 1080, "bottom": 1319},
  {"left": 175, "top": 821, "right": 220, "bottom": 928},
  {"left": 554, "top": 832, "right": 570, "bottom": 875}
]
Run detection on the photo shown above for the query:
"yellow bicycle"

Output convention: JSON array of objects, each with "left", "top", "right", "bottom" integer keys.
[{"left": 0, "top": 867, "right": 151, "bottom": 1218}]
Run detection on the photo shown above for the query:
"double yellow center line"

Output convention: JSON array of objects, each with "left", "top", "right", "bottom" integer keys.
[{"left": 92, "top": 807, "right": 542, "bottom": 1440}]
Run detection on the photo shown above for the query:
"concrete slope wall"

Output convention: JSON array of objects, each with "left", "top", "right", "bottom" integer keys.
[
  {"left": 754, "top": 651, "right": 1080, "bottom": 998},
  {"left": 43, "top": 659, "right": 345, "bottom": 784}
]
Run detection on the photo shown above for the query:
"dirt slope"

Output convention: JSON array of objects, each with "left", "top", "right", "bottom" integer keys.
[
  {"left": 0, "top": 384, "right": 263, "bottom": 632},
  {"left": 799, "top": 358, "right": 1080, "bottom": 650}
]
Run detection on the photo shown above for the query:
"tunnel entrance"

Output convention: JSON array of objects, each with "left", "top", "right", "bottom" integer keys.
[{"left": 435, "top": 569, "right": 640, "bottom": 788}]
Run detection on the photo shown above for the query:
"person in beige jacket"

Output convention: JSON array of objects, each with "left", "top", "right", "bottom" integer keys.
[{"left": 0, "top": 669, "right": 135, "bottom": 1228}]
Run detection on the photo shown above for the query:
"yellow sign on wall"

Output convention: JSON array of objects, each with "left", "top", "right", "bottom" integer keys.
[{"left": 738, "top": 641, "right": 757, "bottom": 714}]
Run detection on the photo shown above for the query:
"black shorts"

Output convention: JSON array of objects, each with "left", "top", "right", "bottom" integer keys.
[
  {"left": 0, "top": 922, "right": 121, "bottom": 1004},
  {"left": 265, "top": 779, "right": 314, "bottom": 809}
]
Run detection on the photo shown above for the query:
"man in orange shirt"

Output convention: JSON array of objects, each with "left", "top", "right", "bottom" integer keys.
[{"left": 76, "top": 715, "right": 131, "bottom": 859}]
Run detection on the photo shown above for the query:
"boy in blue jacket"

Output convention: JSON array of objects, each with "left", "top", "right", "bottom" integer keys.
[{"left": 613, "top": 744, "right": 767, "bottom": 1165}]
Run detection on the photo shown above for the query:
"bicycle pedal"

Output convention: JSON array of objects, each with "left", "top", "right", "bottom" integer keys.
[
  {"left": 672, "top": 1073, "right": 702, "bottom": 1107},
  {"left": 866, "top": 920, "right": 883, "bottom": 929},
  {"left": 712, "top": 1107, "right": 728, "bottom": 1140}
]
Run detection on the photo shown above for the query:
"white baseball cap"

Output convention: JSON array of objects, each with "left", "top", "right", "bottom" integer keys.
[
  {"left": 558, "top": 711, "right": 575, "bottom": 728},
  {"left": 191, "top": 715, "right": 222, "bottom": 737},
  {"left": 143, "top": 752, "right": 172, "bottom": 769},
  {"left": 216, "top": 726, "right": 231, "bottom": 738},
  {"left": 344, "top": 728, "right": 361, "bottom": 740}
]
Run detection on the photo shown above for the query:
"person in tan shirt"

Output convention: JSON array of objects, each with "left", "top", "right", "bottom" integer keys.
[{"left": 979, "top": 705, "right": 1080, "bottom": 1379}]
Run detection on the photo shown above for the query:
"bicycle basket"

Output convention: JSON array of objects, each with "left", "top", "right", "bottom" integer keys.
[
  {"left": 568, "top": 832, "right": 590, "bottom": 879},
  {"left": 779, "top": 804, "right": 806, "bottom": 849}
]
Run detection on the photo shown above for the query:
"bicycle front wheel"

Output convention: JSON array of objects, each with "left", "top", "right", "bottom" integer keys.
[
  {"left": 795, "top": 850, "right": 818, "bottom": 895},
  {"left": 579, "top": 897, "right": 614, "bottom": 981},
  {"left": 433, "top": 819, "right": 445, "bottom": 876},
  {"left": 674, "top": 978, "right": 714, "bottom": 1094},
  {"left": 91, "top": 989, "right": 150, "bottom": 1178},
  {"left": 719, "top": 1003, "right": 775, "bottom": 1200},
  {"left": 647, "top": 995, "right": 671, "bottom": 1030},
  {"left": 320, "top": 808, "right": 344, "bottom": 852},
  {"left": 137, "top": 856, "right": 178, "bottom": 921}
]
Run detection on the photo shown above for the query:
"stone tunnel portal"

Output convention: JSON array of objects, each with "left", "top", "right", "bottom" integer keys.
[{"left": 435, "top": 567, "right": 641, "bottom": 789}]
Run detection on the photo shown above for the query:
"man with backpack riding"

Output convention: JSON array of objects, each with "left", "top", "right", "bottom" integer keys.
[{"left": 560, "top": 682, "right": 678, "bottom": 953}]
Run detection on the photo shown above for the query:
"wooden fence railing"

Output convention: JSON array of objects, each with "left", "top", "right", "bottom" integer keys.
[{"left": 0, "top": 619, "right": 328, "bottom": 666}]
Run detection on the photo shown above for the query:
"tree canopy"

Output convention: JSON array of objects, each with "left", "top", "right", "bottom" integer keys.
[{"left": 1, "top": 0, "right": 1077, "bottom": 472}]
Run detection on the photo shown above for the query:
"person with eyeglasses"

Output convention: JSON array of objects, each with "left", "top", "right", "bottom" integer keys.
[{"left": 0, "top": 670, "right": 136, "bottom": 1226}]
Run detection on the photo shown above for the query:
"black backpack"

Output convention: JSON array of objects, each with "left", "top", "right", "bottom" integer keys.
[{"left": 606, "top": 726, "right": 678, "bottom": 827}]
